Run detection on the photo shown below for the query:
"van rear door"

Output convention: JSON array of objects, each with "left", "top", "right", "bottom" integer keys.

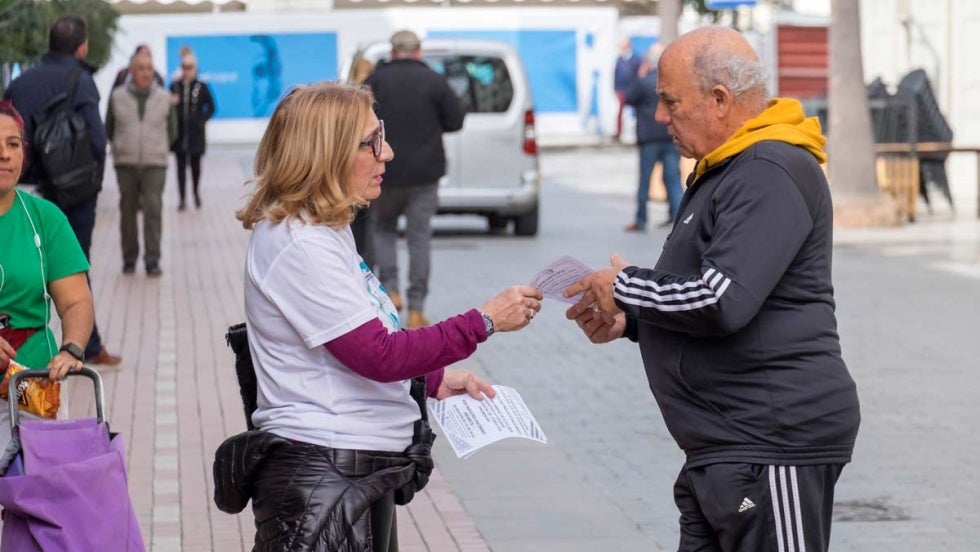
[{"left": 425, "top": 51, "right": 525, "bottom": 198}]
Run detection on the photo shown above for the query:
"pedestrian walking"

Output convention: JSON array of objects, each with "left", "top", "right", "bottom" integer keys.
[
  {"left": 0, "top": 99, "right": 93, "bottom": 462},
  {"left": 4, "top": 15, "right": 120, "bottom": 367},
  {"left": 214, "top": 81, "right": 542, "bottom": 551},
  {"left": 565, "top": 27, "right": 860, "bottom": 552},
  {"left": 112, "top": 44, "right": 165, "bottom": 89},
  {"left": 365, "top": 30, "right": 466, "bottom": 328},
  {"left": 169, "top": 52, "right": 216, "bottom": 211},
  {"left": 623, "top": 43, "right": 682, "bottom": 231},
  {"left": 106, "top": 51, "right": 176, "bottom": 277},
  {"left": 613, "top": 38, "right": 641, "bottom": 142}
]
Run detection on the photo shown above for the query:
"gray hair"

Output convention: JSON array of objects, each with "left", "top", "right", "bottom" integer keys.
[{"left": 692, "top": 48, "right": 768, "bottom": 100}]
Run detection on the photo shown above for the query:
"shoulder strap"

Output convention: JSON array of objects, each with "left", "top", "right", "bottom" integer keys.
[{"left": 63, "top": 68, "right": 83, "bottom": 113}]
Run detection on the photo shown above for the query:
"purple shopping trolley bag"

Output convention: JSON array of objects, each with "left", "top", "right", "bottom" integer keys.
[{"left": 0, "top": 367, "right": 145, "bottom": 551}]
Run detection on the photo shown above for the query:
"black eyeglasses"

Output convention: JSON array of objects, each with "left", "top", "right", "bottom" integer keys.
[{"left": 359, "top": 120, "right": 385, "bottom": 160}]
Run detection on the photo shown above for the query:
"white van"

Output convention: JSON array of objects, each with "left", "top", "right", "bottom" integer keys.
[{"left": 345, "top": 39, "right": 541, "bottom": 236}]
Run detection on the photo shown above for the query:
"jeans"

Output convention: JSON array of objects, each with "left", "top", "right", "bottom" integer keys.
[
  {"left": 63, "top": 196, "right": 103, "bottom": 358},
  {"left": 635, "top": 141, "right": 683, "bottom": 228}
]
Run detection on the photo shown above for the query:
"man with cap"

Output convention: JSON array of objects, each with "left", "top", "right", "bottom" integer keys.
[{"left": 364, "top": 30, "right": 465, "bottom": 328}]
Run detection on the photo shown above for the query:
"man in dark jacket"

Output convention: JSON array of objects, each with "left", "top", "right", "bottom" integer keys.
[
  {"left": 623, "top": 43, "right": 682, "bottom": 231},
  {"left": 365, "top": 30, "right": 465, "bottom": 329},
  {"left": 5, "top": 15, "right": 121, "bottom": 367},
  {"left": 565, "top": 27, "right": 860, "bottom": 552},
  {"left": 613, "top": 38, "right": 641, "bottom": 142}
]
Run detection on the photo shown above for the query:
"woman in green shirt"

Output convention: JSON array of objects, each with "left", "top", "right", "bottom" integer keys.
[{"left": 0, "top": 100, "right": 93, "bottom": 387}]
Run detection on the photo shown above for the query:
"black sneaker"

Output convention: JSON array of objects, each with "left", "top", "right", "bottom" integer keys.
[
  {"left": 122, "top": 262, "right": 136, "bottom": 275},
  {"left": 146, "top": 263, "right": 163, "bottom": 277}
]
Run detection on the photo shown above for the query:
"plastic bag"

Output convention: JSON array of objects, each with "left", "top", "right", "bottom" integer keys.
[{"left": 0, "top": 361, "right": 60, "bottom": 419}]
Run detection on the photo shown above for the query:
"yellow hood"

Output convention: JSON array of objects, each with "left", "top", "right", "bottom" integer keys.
[{"left": 693, "top": 97, "right": 827, "bottom": 182}]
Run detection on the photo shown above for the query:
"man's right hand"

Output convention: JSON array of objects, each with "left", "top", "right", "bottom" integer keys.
[{"left": 566, "top": 304, "right": 626, "bottom": 344}]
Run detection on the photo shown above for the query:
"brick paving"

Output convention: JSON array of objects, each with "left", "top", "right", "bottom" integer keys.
[{"left": 55, "top": 144, "right": 980, "bottom": 551}]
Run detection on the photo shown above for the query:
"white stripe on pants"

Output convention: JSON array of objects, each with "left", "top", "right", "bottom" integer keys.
[{"left": 769, "top": 465, "right": 807, "bottom": 552}]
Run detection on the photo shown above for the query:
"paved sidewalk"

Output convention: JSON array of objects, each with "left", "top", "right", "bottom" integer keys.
[
  {"left": 63, "top": 150, "right": 490, "bottom": 551},
  {"left": 60, "top": 144, "right": 980, "bottom": 551}
]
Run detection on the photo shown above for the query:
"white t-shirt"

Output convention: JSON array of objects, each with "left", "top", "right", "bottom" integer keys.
[{"left": 244, "top": 216, "right": 416, "bottom": 452}]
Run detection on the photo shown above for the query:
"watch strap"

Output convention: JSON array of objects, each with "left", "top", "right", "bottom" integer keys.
[
  {"left": 479, "top": 311, "right": 495, "bottom": 337},
  {"left": 59, "top": 342, "right": 84, "bottom": 362}
]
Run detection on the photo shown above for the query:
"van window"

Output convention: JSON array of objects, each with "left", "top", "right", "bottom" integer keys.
[{"left": 425, "top": 55, "right": 514, "bottom": 114}]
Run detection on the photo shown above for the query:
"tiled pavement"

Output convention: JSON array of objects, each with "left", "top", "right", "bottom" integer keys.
[
  {"left": 56, "top": 143, "right": 980, "bottom": 551},
  {"left": 61, "top": 149, "right": 490, "bottom": 551}
]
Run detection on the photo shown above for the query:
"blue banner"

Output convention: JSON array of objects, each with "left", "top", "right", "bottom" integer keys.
[
  {"left": 166, "top": 33, "right": 338, "bottom": 119},
  {"left": 428, "top": 29, "right": 577, "bottom": 113}
]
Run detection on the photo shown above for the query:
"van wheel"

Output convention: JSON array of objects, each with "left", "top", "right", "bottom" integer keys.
[
  {"left": 487, "top": 214, "right": 509, "bottom": 233},
  {"left": 513, "top": 208, "right": 539, "bottom": 236}
]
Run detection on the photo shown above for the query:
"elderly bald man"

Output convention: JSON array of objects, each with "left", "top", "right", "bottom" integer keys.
[{"left": 565, "top": 27, "right": 860, "bottom": 552}]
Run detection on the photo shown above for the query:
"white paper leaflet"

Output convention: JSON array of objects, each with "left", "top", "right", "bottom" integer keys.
[
  {"left": 529, "top": 255, "right": 595, "bottom": 304},
  {"left": 427, "top": 385, "right": 547, "bottom": 459}
]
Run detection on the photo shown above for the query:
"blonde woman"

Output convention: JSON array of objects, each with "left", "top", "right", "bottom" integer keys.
[{"left": 225, "top": 82, "right": 542, "bottom": 551}]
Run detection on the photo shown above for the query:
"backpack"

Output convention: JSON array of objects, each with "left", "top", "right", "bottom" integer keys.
[{"left": 31, "top": 68, "right": 100, "bottom": 210}]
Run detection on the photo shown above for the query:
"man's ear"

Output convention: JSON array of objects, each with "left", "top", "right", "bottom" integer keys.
[{"left": 711, "top": 85, "right": 733, "bottom": 118}]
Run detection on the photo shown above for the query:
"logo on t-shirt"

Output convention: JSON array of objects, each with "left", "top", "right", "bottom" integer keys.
[{"left": 359, "top": 261, "right": 401, "bottom": 331}]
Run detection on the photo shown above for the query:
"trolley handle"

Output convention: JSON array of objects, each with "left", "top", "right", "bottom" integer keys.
[{"left": 8, "top": 366, "right": 105, "bottom": 428}]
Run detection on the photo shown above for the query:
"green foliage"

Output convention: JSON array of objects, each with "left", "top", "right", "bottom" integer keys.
[
  {"left": 684, "top": 0, "right": 724, "bottom": 22},
  {"left": 0, "top": 0, "right": 49, "bottom": 65},
  {"left": 0, "top": 0, "right": 118, "bottom": 68}
]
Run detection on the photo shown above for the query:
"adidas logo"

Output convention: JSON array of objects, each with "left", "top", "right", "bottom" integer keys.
[
  {"left": 738, "top": 497, "right": 756, "bottom": 513},
  {"left": 682, "top": 213, "right": 694, "bottom": 224}
]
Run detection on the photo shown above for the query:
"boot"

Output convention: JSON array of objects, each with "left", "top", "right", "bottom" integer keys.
[
  {"left": 406, "top": 310, "right": 429, "bottom": 329},
  {"left": 386, "top": 290, "right": 403, "bottom": 311}
]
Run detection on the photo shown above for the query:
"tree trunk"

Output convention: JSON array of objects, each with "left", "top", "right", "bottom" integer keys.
[
  {"left": 660, "top": 0, "right": 681, "bottom": 44},
  {"left": 828, "top": 0, "right": 902, "bottom": 227}
]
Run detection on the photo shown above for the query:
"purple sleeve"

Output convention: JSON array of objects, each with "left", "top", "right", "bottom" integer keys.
[
  {"left": 425, "top": 368, "right": 445, "bottom": 398},
  {"left": 324, "top": 309, "right": 487, "bottom": 384}
]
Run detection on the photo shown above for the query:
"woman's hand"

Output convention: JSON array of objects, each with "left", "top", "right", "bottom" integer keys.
[
  {"left": 0, "top": 336, "right": 16, "bottom": 372},
  {"left": 435, "top": 368, "right": 496, "bottom": 400},
  {"left": 47, "top": 350, "right": 83, "bottom": 382},
  {"left": 480, "top": 285, "right": 543, "bottom": 333}
]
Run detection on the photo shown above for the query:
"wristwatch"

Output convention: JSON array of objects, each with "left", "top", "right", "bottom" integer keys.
[
  {"left": 59, "top": 342, "right": 84, "bottom": 362},
  {"left": 480, "top": 311, "right": 495, "bottom": 337}
]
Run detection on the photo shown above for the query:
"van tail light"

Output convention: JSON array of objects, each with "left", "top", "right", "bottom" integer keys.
[{"left": 522, "top": 109, "right": 538, "bottom": 155}]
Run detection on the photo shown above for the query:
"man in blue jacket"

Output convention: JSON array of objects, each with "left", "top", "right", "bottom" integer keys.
[
  {"left": 623, "top": 43, "right": 682, "bottom": 231},
  {"left": 5, "top": 16, "right": 121, "bottom": 367},
  {"left": 565, "top": 27, "right": 859, "bottom": 552},
  {"left": 613, "top": 38, "right": 641, "bottom": 142}
]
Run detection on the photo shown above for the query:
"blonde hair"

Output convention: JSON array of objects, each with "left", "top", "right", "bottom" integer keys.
[
  {"left": 350, "top": 57, "right": 375, "bottom": 85},
  {"left": 236, "top": 82, "right": 375, "bottom": 230}
]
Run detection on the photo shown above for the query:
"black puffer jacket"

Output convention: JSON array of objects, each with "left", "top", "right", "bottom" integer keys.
[
  {"left": 169, "top": 79, "right": 215, "bottom": 155},
  {"left": 213, "top": 428, "right": 434, "bottom": 551}
]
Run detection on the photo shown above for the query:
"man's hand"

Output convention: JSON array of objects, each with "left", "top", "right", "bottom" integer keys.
[
  {"left": 565, "top": 307, "right": 626, "bottom": 344},
  {"left": 563, "top": 254, "right": 630, "bottom": 317},
  {"left": 435, "top": 368, "right": 496, "bottom": 400}
]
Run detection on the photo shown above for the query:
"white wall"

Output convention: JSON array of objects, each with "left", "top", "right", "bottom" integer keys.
[{"left": 103, "top": 8, "right": 621, "bottom": 145}]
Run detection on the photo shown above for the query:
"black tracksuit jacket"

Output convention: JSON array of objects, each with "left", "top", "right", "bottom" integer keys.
[{"left": 615, "top": 140, "right": 861, "bottom": 468}]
